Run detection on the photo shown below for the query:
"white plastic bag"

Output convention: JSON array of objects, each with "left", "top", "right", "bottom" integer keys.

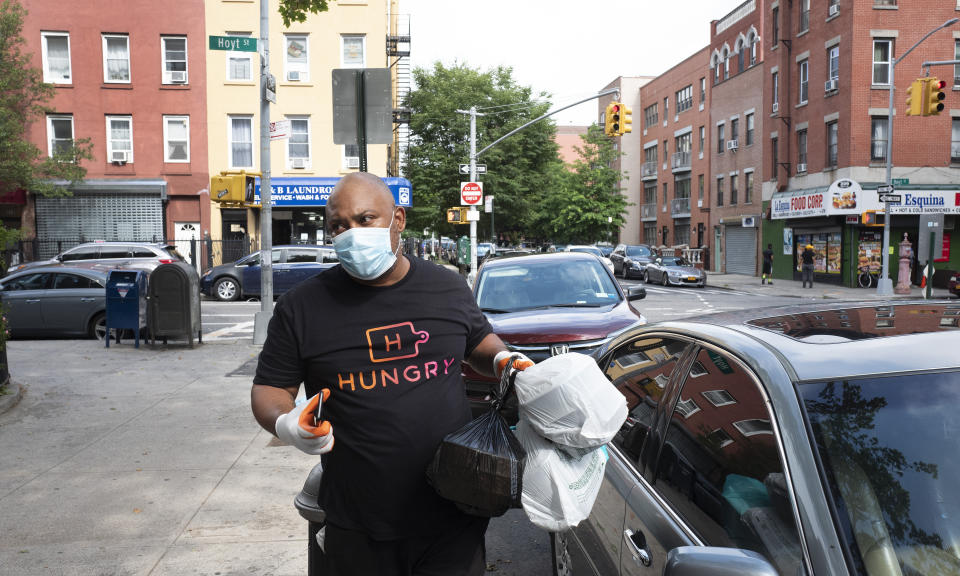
[
  {"left": 514, "top": 352, "right": 627, "bottom": 448},
  {"left": 515, "top": 420, "right": 608, "bottom": 532}
]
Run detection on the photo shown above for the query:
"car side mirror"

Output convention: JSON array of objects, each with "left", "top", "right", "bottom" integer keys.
[
  {"left": 627, "top": 285, "right": 646, "bottom": 301},
  {"left": 663, "top": 547, "right": 778, "bottom": 576}
]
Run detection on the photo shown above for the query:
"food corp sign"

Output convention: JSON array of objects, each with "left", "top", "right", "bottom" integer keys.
[{"left": 460, "top": 181, "right": 483, "bottom": 206}]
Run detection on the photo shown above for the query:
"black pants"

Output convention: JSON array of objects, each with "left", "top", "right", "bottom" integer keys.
[
  {"left": 320, "top": 515, "right": 489, "bottom": 576},
  {"left": 802, "top": 263, "right": 814, "bottom": 287}
]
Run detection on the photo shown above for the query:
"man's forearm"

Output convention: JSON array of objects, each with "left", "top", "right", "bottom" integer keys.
[{"left": 251, "top": 384, "right": 299, "bottom": 436}]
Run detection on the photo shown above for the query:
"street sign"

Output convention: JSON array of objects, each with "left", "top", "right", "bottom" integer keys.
[
  {"left": 331, "top": 68, "right": 393, "bottom": 145},
  {"left": 459, "top": 164, "right": 487, "bottom": 175},
  {"left": 877, "top": 184, "right": 894, "bottom": 194},
  {"left": 460, "top": 181, "right": 483, "bottom": 206},
  {"left": 879, "top": 194, "right": 902, "bottom": 203},
  {"left": 892, "top": 178, "right": 909, "bottom": 187},
  {"left": 208, "top": 36, "right": 257, "bottom": 52},
  {"left": 269, "top": 120, "right": 291, "bottom": 141}
]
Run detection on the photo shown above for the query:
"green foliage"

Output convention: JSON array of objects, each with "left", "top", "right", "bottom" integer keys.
[
  {"left": 403, "top": 63, "right": 561, "bottom": 241},
  {"left": 277, "top": 0, "right": 330, "bottom": 28},
  {"left": 0, "top": 0, "right": 91, "bottom": 198}
]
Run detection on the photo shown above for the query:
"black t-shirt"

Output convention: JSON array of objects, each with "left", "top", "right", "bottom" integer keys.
[
  {"left": 801, "top": 249, "right": 815, "bottom": 265},
  {"left": 763, "top": 248, "right": 774, "bottom": 264},
  {"left": 254, "top": 257, "right": 492, "bottom": 540}
]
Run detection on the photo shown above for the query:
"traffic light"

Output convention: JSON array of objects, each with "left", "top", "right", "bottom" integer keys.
[
  {"left": 923, "top": 77, "right": 946, "bottom": 116},
  {"left": 243, "top": 173, "right": 257, "bottom": 204},
  {"left": 619, "top": 105, "right": 633, "bottom": 135},
  {"left": 210, "top": 172, "right": 259, "bottom": 204},
  {"left": 446, "top": 207, "right": 467, "bottom": 224},
  {"left": 861, "top": 211, "right": 886, "bottom": 226},
  {"left": 905, "top": 79, "right": 923, "bottom": 116},
  {"left": 604, "top": 102, "right": 622, "bottom": 137}
]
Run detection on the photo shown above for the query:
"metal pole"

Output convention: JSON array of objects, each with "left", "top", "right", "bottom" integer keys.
[
  {"left": 253, "top": 0, "right": 273, "bottom": 344},
  {"left": 927, "top": 231, "right": 935, "bottom": 299},
  {"left": 469, "top": 106, "right": 478, "bottom": 278},
  {"left": 356, "top": 70, "right": 368, "bottom": 172},
  {"left": 878, "top": 17, "right": 958, "bottom": 296}
]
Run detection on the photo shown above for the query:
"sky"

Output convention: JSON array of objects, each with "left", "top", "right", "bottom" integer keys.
[{"left": 403, "top": 0, "right": 748, "bottom": 126}]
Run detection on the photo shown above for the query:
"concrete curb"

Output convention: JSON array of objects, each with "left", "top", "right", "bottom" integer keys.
[{"left": 0, "top": 379, "right": 23, "bottom": 416}]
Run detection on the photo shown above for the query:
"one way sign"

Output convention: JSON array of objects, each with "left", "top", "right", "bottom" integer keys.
[{"left": 458, "top": 164, "right": 487, "bottom": 175}]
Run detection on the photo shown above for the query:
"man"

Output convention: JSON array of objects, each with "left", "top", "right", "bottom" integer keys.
[
  {"left": 251, "top": 172, "right": 529, "bottom": 576},
  {"left": 801, "top": 243, "right": 816, "bottom": 288},
  {"left": 761, "top": 243, "right": 774, "bottom": 285}
]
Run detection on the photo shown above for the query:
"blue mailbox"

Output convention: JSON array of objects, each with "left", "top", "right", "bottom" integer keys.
[{"left": 105, "top": 269, "right": 148, "bottom": 348}]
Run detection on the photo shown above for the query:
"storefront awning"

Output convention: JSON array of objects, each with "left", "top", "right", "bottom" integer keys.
[
  {"left": 252, "top": 177, "right": 412, "bottom": 208},
  {"left": 772, "top": 178, "right": 882, "bottom": 219}
]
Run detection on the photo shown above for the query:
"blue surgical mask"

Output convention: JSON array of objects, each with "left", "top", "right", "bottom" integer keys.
[{"left": 332, "top": 212, "right": 399, "bottom": 280}]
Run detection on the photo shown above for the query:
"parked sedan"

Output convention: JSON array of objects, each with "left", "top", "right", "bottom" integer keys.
[
  {"left": 200, "top": 245, "right": 338, "bottom": 301},
  {"left": 609, "top": 244, "right": 655, "bottom": 279},
  {"left": 0, "top": 266, "right": 108, "bottom": 339},
  {"left": 464, "top": 251, "right": 646, "bottom": 418},
  {"left": 7, "top": 242, "right": 182, "bottom": 275},
  {"left": 553, "top": 300, "right": 960, "bottom": 576},
  {"left": 565, "top": 245, "right": 615, "bottom": 275},
  {"left": 643, "top": 255, "right": 706, "bottom": 287}
]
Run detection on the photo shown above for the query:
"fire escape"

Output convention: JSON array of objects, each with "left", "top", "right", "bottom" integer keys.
[{"left": 387, "top": 13, "right": 411, "bottom": 177}]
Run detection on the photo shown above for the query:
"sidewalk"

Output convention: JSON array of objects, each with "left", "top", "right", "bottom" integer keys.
[{"left": 706, "top": 272, "right": 953, "bottom": 300}]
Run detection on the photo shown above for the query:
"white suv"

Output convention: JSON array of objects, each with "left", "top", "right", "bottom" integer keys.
[{"left": 7, "top": 242, "right": 182, "bottom": 275}]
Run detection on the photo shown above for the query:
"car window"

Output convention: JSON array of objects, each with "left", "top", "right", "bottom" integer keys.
[
  {"left": 606, "top": 336, "right": 692, "bottom": 474},
  {"left": 61, "top": 246, "right": 100, "bottom": 261},
  {"left": 131, "top": 247, "right": 156, "bottom": 258},
  {"left": 655, "top": 347, "right": 803, "bottom": 576},
  {"left": 286, "top": 248, "right": 319, "bottom": 263},
  {"left": 570, "top": 247, "right": 604, "bottom": 257},
  {"left": 320, "top": 250, "right": 339, "bottom": 263},
  {"left": 626, "top": 245, "right": 652, "bottom": 258},
  {"left": 271, "top": 249, "right": 282, "bottom": 263},
  {"left": 99, "top": 246, "right": 131, "bottom": 259},
  {"left": 801, "top": 371, "right": 960, "bottom": 576},
  {"left": 53, "top": 273, "right": 102, "bottom": 289},
  {"left": 4, "top": 272, "right": 50, "bottom": 291},
  {"left": 475, "top": 258, "right": 620, "bottom": 312}
]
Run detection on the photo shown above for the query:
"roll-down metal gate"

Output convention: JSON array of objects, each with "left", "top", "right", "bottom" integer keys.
[{"left": 724, "top": 225, "right": 757, "bottom": 275}]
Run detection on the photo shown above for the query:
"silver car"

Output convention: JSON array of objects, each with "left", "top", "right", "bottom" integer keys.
[
  {"left": 643, "top": 256, "right": 706, "bottom": 287},
  {"left": 0, "top": 267, "right": 108, "bottom": 339},
  {"left": 553, "top": 300, "right": 960, "bottom": 576},
  {"left": 7, "top": 242, "right": 182, "bottom": 275}
]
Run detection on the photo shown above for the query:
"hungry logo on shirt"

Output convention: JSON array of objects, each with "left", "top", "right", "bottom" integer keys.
[{"left": 365, "top": 322, "right": 430, "bottom": 363}]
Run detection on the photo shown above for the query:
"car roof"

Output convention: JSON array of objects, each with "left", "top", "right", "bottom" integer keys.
[
  {"left": 482, "top": 251, "right": 604, "bottom": 267},
  {"left": 2, "top": 265, "right": 109, "bottom": 279},
  {"left": 639, "top": 300, "right": 960, "bottom": 381}
]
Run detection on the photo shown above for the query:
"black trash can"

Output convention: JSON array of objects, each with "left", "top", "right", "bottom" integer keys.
[
  {"left": 147, "top": 262, "right": 202, "bottom": 348},
  {"left": 294, "top": 463, "right": 325, "bottom": 576},
  {"left": 105, "top": 269, "right": 148, "bottom": 348}
]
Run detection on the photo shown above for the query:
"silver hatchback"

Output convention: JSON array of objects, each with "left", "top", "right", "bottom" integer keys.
[{"left": 554, "top": 300, "right": 960, "bottom": 576}]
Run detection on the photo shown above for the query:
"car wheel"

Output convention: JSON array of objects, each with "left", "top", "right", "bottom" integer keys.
[
  {"left": 214, "top": 277, "right": 241, "bottom": 302},
  {"left": 661, "top": 274, "right": 668, "bottom": 287},
  {"left": 550, "top": 531, "right": 574, "bottom": 576},
  {"left": 89, "top": 312, "right": 107, "bottom": 340},
  {"left": 640, "top": 270, "right": 647, "bottom": 283}
]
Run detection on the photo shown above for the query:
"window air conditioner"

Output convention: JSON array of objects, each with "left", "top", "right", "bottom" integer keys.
[
  {"left": 828, "top": 3, "right": 839, "bottom": 16},
  {"left": 111, "top": 150, "right": 129, "bottom": 163},
  {"left": 772, "top": 102, "right": 779, "bottom": 113},
  {"left": 287, "top": 70, "right": 301, "bottom": 82},
  {"left": 291, "top": 157, "right": 306, "bottom": 169},
  {"left": 743, "top": 216, "right": 756, "bottom": 227},
  {"left": 797, "top": 163, "right": 807, "bottom": 173},
  {"left": 825, "top": 78, "right": 838, "bottom": 92},
  {"left": 727, "top": 139, "right": 739, "bottom": 151},
  {"left": 346, "top": 157, "right": 360, "bottom": 169},
  {"left": 169, "top": 71, "right": 187, "bottom": 83}
]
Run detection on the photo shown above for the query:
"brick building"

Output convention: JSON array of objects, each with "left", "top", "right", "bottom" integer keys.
[
  {"left": 20, "top": 0, "right": 210, "bottom": 264},
  {"left": 554, "top": 125, "right": 589, "bottom": 166}
]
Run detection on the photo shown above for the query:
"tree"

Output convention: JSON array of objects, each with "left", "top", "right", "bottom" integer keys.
[
  {"left": 0, "top": 0, "right": 91, "bottom": 200},
  {"left": 403, "top": 63, "right": 562, "bottom": 241},
  {"left": 529, "top": 124, "right": 630, "bottom": 244},
  {"left": 277, "top": 0, "right": 330, "bottom": 27}
]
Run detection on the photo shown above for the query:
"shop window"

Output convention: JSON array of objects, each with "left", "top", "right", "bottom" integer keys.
[{"left": 796, "top": 232, "right": 842, "bottom": 275}]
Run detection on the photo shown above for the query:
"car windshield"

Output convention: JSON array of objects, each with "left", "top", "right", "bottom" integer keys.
[
  {"left": 625, "top": 245, "right": 651, "bottom": 258},
  {"left": 475, "top": 258, "right": 621, "bottom": 313},
  {"left": 661, "top": 257, "right": 686, "bottom": 267},
  {"left": 801, "top": 371, "right": 960, "bottom": 575},
  {"left": 570, "top": 247, "right": 604, "bottom": 257}
]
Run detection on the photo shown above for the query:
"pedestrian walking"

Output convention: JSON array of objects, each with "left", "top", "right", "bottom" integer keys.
[
  {"left": 761, "top": 243, "right": 774, "bottom": 285},
  {"left": 801, "top": 243, "right": 816, "bottom": 288},
  {"left": 250, "top": 172, "right": 532, "bottom": 576}
]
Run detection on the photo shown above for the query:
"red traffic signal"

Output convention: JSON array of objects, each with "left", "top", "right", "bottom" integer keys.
[{"left": 924, "top": 77, "right": 947, "bottom": 116}]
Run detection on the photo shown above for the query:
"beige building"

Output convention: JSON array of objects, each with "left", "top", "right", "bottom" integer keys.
[{"left": 205, "top": 0, "right": 398, "bottom": 249}]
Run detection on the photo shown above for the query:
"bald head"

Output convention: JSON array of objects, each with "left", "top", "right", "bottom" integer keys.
[
  {"left": 330, "top": 172, "right": 395, "bottom": 208},
  {"left": 326, "top": 172, "right": 405, "bottom": 241}
]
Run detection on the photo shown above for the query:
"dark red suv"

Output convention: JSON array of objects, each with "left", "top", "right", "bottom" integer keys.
[{"left": 463, "top": 251, "right": 646, "bottom": 416}]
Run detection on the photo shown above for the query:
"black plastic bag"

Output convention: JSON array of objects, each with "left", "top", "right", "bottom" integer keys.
[{"left": 426, "top": 356, "right": 526, "bottom": 517}]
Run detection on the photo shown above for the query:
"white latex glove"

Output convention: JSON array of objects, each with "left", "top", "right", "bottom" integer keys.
[
  {"left": 494, "top": 350, "right": 534, "bottom": 378},
  {"left": 275, "top": 389, "right": 334, "bottom": 455}
]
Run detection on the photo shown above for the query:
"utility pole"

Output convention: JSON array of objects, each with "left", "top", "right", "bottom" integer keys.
[{"left": 253, "top": 0, "right": 274, "bottom": 344}]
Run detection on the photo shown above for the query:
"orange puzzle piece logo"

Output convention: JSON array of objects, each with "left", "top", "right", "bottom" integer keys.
[{"left": 365, "top": 322, "right": 430, "bottom": 363}]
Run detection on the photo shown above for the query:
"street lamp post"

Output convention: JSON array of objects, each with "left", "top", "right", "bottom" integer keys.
[{"left": 878, "top": 17, "right": 959, "bottom": 296}]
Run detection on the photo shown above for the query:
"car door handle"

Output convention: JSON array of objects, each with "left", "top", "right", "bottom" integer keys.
[
  {"left": 80, "top": 297, "right": 96, "bottom": 302},
  {"left": 26, "top": 299, "right": 41, "bottom": 303},
  {"left": 623, "top": 529, "right": 652, "bottom": 567}
]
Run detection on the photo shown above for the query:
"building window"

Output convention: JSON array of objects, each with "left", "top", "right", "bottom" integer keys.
[
  {"left": 772, "top": 7, "right": 780, "bottom": 45},
  {"left": 738, "top": 50, "right": 745, "bottom": 74},
  {"left": 724, "top": 56, "right": 730, "bottom": 80},
  {"left": 675, "top": 398, "right": 701, "bottom": 418},
  {"left": 699, "top": 77, "right": 706, "bottom": 103},
  {"left": 229, "top": 115, "right": 254, "bottom": 168},
  {"left": 745, "top": 113, "right": 755, "bottom": 146},
  {"left": 750, "top": 39, "right": 757, "bottom": 66},
  {"left": 730, "top": 174, "right": 738, "bottom": 205},
  {"left": 871, "top": 117, "right": 888, "bottom": 162},
  {"left": 772, "top": 71, "right": 779, "bottom": 111},
  {"left": 644, "top": 104, "right": 658, "bottom": 130},
  {"left": 798, "top": 59, "right": 809, "bottom": 104},
  {"left": 226, "top": 32, "right": 253, "bottom": 81},
  {"left": 716, "top": 176, "right": 724, "bottom": 206},
  {"left": 953, "top": 119, "right": 960, "bottom": 163},
  {"left": 287, "top": 116, "right": 310, "bottom": 168},
  {"left": 771, "top": 136, "right": 779, "bottom": 178},
  {"left": 163, "top": 115, "right": 189, "bottom": 162},
  {"left": 826, "top": 121, "right": 839, "bottom": 167},
  {"left": 662, "top": 182, "right": 668, "bottom": 205},
  {"left": 717, "top": 123, "right": 725, "bottom": 154},
  {"left": 797, "top": 129, "right": 808, "bottom": 171},
  {"left": 799, "top": 0, "right": 810, "bottom": 33},
  {"left": 699, "top": 125, "right": 705, "bottom": 153},
  {"left": 41, "top": 32, "right": 71, "bottom": 84},
  {"left": 745, "top": 171, "right": 754, "bottom": 204},
  {"left": 698, "top": 174, "right": 704, "bottom": 201},
  {"left": 714, "top": 62, "right": 721, "bottom": 85},
  {"left": 644, "top": 224, "right": 657, "bottom": 246},
  {"left": 161, "top": 36, "right": 187, "bottom": 84},
  {"left": 731, "top": 118, "right": 739, "bottom": 143},
  {"left": 46, "top": 114, "right": 73, "bottom": 157},
  {"left": 102, "top": 34, "right": 131, "bottom": 83},
  {"left": 676, "top": 85, "right": 693, "bottom": 113},
  {"left": 873, "top": 39, "right": 892, "bottom": 85},
  {"left": 733, "top": 419, "right": 773, "bottom": 437},
  {"left": 703, "top": 389, "right": 736, "bottom": 407},
  {"left": 644, "top": 145, "right": 657, "bottom": 165},
  {"left": 106, "top": 115, "right": 133, "bottom": 162},
  {"left": 674, "top": 222, "right": 690, "bottom": 247},
  {"left": 664, "top": 97, "right": 669, "bottom": 120},
  {"left": 955, "top": 41, "right": 960, "bottom": 87},
  {"left": 828, "top": 45, "right": 840, "bottom": 86},
  {"left": 342, "top": 35, "right": 365, "bottom": 68},
  {"left": 284, "top": 35, "right": 309, "bottom": 82}
]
